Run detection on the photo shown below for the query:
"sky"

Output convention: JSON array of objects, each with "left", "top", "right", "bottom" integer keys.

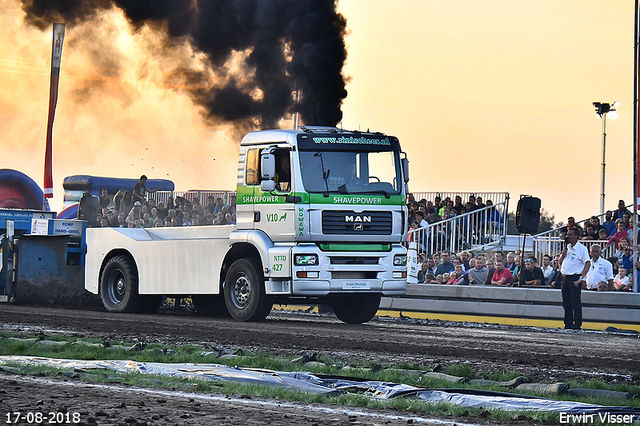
[{"left": 0, "top": 0, "right": 636, "bottom": 225}]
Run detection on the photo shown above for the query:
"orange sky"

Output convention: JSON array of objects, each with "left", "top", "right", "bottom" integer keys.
[{"left": 0, "top": 0, "right": 635, "bottom": 224}]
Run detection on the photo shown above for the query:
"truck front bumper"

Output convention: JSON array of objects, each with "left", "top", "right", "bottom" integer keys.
[{"left": 289, "top": 243, "right": 407, "bottom": 296}]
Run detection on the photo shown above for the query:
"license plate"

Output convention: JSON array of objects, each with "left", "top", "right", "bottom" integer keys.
[{"left": 342, "top": 281, "right": 370, "bottom": 290}]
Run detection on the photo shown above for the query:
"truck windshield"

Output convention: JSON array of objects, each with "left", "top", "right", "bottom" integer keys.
[{"left": 299, "top": 150, "right": 401, "bottom": 195}]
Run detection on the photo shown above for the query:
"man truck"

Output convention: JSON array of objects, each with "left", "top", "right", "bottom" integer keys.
[{"left": 85, "top": 127, "right": 409, "bottom": 323}]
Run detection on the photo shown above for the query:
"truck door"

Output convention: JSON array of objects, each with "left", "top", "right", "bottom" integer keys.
[{"left": 255, "top": 148, "right": 296, "bottom": 242}]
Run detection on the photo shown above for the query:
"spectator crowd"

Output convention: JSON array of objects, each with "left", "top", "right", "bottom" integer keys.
[
  {"left": 411, "top": 196, "right": 638, "bottom": 292},
  {"left": 406, "top": 193, "right": 504, "bottom": 252},
  {"left": 94, "top": 175, "right": 236, "bottom": 229}
]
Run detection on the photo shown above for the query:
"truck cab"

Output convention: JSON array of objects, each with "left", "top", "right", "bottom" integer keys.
[{"left": 235, "top": 127, "right": 409, "bottom": 323}]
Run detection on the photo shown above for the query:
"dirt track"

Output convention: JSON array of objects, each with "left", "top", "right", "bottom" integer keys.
[{"left": 0, "top": 304, "right": 638, "bottom": 425}]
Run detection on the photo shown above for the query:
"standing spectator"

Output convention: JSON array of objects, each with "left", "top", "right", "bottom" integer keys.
[
  {"left": 505, "top": 252, "right": 516, "bottom": 272},
  {"left": 119, "top": 191, "right": 133, "bottom": 216},
  {"left": 585, "top": 245, "right": 613, "bottom": 291},
  {"left": 512, "top": 255, "right": 522, "bottom": 282},
  {"left": 589, "top": 216, "right": 605, "bottom": 234},
  {"left": 613, "top": 267, "right": 631, "bottom": 291},
  {"left": 126, "top": 201, "right": 143, "bottom": 227},
  {"left": 620, "top": 246, "right": 634, "bottom": 271},
  {"left": 213, "top": 197, "right": 229, "bottom": 214},
  {"left": 559, "top": 228, "right": 590, "bottom": 330},
  {"left": 426, "top": 208, "right": 439, "bottom": 224},
  {"left": 460, "top": 251, "right": 471, "bottom": 270},
  {"left": 560, "top": 216, "right": 582, "bottom": 234},
  {"left": 424, "top": 256, "right": 437, "bottom": 275},
  {"left": 475, "top": 196, "right": 486, "bottom": 210},
  {"left": 581, "top": 223, "right": 598, "bottom": 240},
  {"left": 453, "top": 195, "right": 464, "bottom": 214},
  {"left": 541, "top": 254, "right": 553, "bottom": 283},
  {"left": 132, "top": 175, "right": 157, "bottom": 204},
  {"left": 417, "top": 261, "right": 429, "bottom": 283},
  {"left": 113, "top": 189, "right": 125, "bottom": 213},
  {"left": 98, "top": 188, "right": 111, "bottom": 209},
  {"left": 106, "top": 210, "right": 118, "bottom": 227},
  {"left": 451, "top": 256, "right": 463, "bottom": 271},
  {"left": 548, "top": 256, "right": 562, "bottom": 288},
  {"left": 597, "top": 228, "right": 609, "bottom": 241},
  {"left": 602, "top": 210, "right": 616, "bottom": 236},
  {"left": 155, "top": 202, "right": 167, "bottom": 220},
  {"left": 435, "top": 251, "right": 454, "bottom": 276},
  {"left": 519, "top": 257, "right": 544, "bottom": 286},
  {"left": 450, "top": 265, "right": 465, "bottom": 284},
  {"left": 116, "top": 213, "right": 126, "bottom": 228},
  {"left": 484, "top": 259, "right": 496, "bottom": 285},
  {"left": 608, "top": 220, "right": 631, "bottom": 247},
  {"left": 490, "top": 260, "right": 514, "bottom": 286},
  {"left": 466, "top": 256, "right": 489, "bottom": 285},
  {"left": 613, "top": 199, "right": 632, "bottom": 221},
  {"left": 414, "top": 210, "right": 428, "bottom": 229}
]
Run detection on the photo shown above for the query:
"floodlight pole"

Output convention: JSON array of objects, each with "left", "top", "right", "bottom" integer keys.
[
  {"left": 600, "top": 113, "right": 608, "bottom": 216},
  {"left": 633, "top": 0, "right": 639, "bottom": 292}
]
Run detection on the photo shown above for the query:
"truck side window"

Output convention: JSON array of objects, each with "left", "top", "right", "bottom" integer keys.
[
  {"left": 274, "top": 150, "right": 291, "bottom": 192},
  {"left": 245, "top": 149, "right": 260, "bottom": 185}
]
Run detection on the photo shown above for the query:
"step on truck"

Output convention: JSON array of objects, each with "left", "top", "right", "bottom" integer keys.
[{"left": 85, "top": 127, "right": 410, "bottom": 323}]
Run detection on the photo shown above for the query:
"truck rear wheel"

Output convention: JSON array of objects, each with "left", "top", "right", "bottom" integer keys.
[
  {"left": 332, "top": 294, "right": 381, "bottom": 324},
  {"left": 100, "top": 255, "right": 140, "bottom": 313},
  {"left": 224, "top": 259, "right": 272, "bottom": 322}
]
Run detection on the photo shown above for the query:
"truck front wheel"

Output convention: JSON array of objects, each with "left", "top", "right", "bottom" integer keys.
[
  {"left": 332, "top": 294, "right": 381, "bottom": 324},
  {"left": 224, "top": 259, "right": 272, "bottom": 322},
  {"left": 100, "top": 255, "right": 140, "bottom": 313}
]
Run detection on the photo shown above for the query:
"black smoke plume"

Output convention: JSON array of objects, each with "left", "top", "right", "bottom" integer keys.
[{"left": 21, "top": 0, "right": 348, "bottom": 127}]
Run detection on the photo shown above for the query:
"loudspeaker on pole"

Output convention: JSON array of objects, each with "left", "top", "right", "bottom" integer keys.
[{"left": 516, "top": 196, "right": 541, "bottom": 234}]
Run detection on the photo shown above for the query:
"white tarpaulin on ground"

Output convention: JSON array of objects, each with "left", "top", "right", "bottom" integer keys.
[{"left": 1, "top": 355, "right": 638, "bottom": 418}]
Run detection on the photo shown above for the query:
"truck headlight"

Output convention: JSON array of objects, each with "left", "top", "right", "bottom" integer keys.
[
  {"left": 294, "top": 254, "right": 318, "bottom": 266},
  {"left": 393, "top": 254, "right": 407, "bottom": 266}
]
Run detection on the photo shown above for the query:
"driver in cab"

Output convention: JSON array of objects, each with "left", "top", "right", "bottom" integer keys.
[{"left": 274, "top": 153, "right": 291, "bottom": 192}]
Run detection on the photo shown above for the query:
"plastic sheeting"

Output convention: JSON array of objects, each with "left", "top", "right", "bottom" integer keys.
[{"left": 1, "top": 355, "right": 639, "bottom": 417}]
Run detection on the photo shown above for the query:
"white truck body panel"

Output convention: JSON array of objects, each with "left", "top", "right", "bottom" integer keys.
[{"left": 85, "top": 226, "right": 233, "bottom": 295}]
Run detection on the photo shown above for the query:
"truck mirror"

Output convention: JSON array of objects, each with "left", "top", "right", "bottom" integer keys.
[
  {"left": 261, "top": 180, "right": 275, "bottom": 192},
  {"left": 402, "top": 157, "right": 410, "bottom": 183},
  {"left": 261, "top": 152, "right": 276, "bottom": 180}
]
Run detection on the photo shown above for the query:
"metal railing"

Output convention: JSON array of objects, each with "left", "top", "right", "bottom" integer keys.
[
  {"left": 407, "top": 201, "right": 509, "bottom": 256},
  {"left": 410, "top": 192, "right": 509, "bottom": 210},
  {"left": 149, "top": 190, "right": 235, "bottom": 207},
  {"left": 531, "top": 205, "right": 632, "bottom": 259}
]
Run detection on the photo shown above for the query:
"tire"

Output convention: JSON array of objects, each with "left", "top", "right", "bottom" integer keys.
[
  {"left": 224, "top": 258, "right": 272, "bottom": 322},
  {"left": 332, "top": 294, "right": 381, "bottom": 324},
  {"left": 139, "top": 295, "right": 162, "bottom": 314},
  {"left": 100, "top": 255, "right": 140, "bottom": 313},
  {"left": 192, "top": 294, "right": 230, "bottom": 317}
]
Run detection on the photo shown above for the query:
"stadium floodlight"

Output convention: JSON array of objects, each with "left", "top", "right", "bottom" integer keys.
[{"left": 593, "top": 101, "right": 619, "bottom": 215}]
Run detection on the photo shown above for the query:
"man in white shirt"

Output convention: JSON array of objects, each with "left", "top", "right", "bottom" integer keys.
[
  {"left": 585, "top": 245, "right": 613, "bottom": 291},
  {"left": 559, "top": 228, "right": 591, "bottom": 330},
  {"left": 541, "top": 254, "right": 554, "bottom": 283}
]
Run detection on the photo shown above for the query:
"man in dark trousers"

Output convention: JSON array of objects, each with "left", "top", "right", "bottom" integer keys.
[{"left": 558, "top": 228, "right": 590, "bottom": 330}]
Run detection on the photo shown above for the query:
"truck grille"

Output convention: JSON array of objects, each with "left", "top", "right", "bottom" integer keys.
[
  {"left": 330, "top": 257, "right": 379, "bottom": 265},
  {"left": 322, "top": 211, "right": 392, "bottom": 235}
]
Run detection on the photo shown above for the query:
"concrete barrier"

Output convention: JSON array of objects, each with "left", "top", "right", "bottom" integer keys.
[{"left": 381, "top": 284, "right": 640, "bottom": 326}]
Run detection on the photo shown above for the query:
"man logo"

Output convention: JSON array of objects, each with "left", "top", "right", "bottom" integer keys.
[{"left": 344, "top": 215, "right": 371, "bottom": 223}]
